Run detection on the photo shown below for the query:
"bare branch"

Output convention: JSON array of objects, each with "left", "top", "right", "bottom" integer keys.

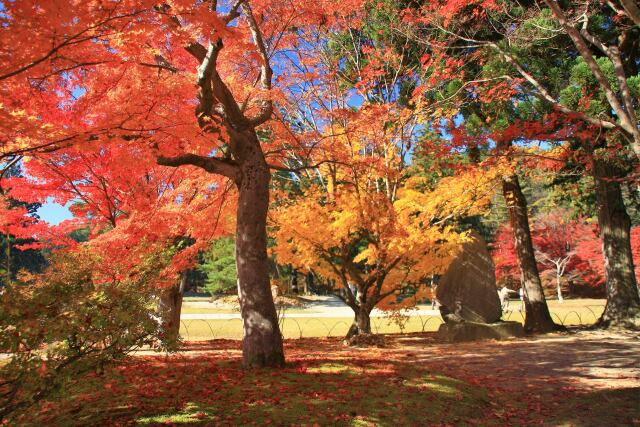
[
  {"left": 224, "top": 0, "right": 246, "bottom": 23},
  {"left": 267, "top": 158, "right": 351, "bottom": 174},
  {"left": 185, "top": 43, "right": 207, "bottom": 62},
  {"left": 157, "top": 153, "right": 240, "bottom": 181},
  {"left": 242, "top": 3, "right": 273, "bottom": 126}
]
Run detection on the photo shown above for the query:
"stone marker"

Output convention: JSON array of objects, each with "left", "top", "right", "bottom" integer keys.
[
  {"left": 436, "top": 320, "right": 525, "bottom": 343},
  {"left": 436, "top": 230, "right": 502, "bottom": 323},
  {"left": 435, "top": 230, "right": 525, "bottom": 342}
]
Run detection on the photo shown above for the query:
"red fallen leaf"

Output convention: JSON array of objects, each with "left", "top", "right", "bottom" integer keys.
[{"left": 196, "top": 412, "right": 206, "bottom": 419}]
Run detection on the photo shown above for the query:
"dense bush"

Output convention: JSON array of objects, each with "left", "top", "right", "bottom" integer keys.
[{"left": 0, "top": 249, "right": 173, "bottom": 421}]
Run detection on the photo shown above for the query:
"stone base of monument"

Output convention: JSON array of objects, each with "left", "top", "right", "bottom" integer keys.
[{"left": 436, "top": 321, "right": 525, "bottom": 343}]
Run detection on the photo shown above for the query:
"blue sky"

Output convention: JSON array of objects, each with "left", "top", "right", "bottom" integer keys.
[{"left": 38, "top": 200, "right": 73, "bottom": 225}]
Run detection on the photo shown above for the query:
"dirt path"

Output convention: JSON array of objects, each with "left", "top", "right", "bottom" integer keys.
[
  {"left": 388, "top": 330, "right": 640, "bottom": 426},
  {"left": 395, "top": 330, "right": 640, "bottom": 387}
]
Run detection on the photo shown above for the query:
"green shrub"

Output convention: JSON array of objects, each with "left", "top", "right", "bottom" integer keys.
[{"left": 0, "top": 249, "right": 172, "bottom": 421}]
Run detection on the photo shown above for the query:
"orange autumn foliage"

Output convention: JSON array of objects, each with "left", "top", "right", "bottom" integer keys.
[{"left": 271, "top": 105, "right": 502, "bottom": 316}]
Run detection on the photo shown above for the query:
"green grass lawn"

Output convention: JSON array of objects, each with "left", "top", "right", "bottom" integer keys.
[{"left": 180, "top": 299, "right": 606, "bottom": 341}]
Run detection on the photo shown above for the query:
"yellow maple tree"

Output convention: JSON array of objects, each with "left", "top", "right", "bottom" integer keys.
[{"left": 271, "top": 105, "right": 501, "bottom": 338}]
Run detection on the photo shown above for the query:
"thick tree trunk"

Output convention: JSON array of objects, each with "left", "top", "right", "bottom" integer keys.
[
  {"left": 346, "top": 306, "right": 372, "bottom": 339},
  {"left": 502, "top": 174, "right": 558, "bottom": 333},
  {"left": 159, "top": 273, "right": 186, "bottom": 341},
  {"left": 593, "top": 159, "right": 640, "bottom": 329},
  {"left": 235, "top": 131, "right": 285, "bottom": 368}
]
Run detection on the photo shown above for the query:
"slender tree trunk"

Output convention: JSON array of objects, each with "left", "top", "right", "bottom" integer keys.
[
  {"left": 593, "top": 158, "right": 640, "bottom": 329},
  {"left": 235, "top": 130, "right": 285, "bottom": 368},
  {"left": 556, "top": 271, "right": 564, "bottom": 303},
  {"left": 5, "top": 235, "right": 11, "bottom": 284},
  {"left": 304, "top": 272, "right": 312, "bottom": 295},
  {"left": 502, "top": 174, "right": 558, "bottom": 333},
  {"left": 290, "top": 269, "right": 298, "bottom": 294},
  {"left": 346, "top": 306, "right": 372, "bottom": 339},
  {"left": 159, "top": 273, "right": 186, "bottom": 341}
]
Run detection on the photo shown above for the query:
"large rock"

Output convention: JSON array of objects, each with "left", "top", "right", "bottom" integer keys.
[
  {"left": 436, "top": 231, "right": 502, "bottom": 324},
  {"left": 436, "top": 321, "right": 525, "bottom": 343}
]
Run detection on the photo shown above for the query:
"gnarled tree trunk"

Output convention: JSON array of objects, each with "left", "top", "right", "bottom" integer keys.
[
  {"left": 156, "top": 4, "right": 285, "bottom": 368},
  {"left": 502, "top": 174, "right": 558, "bottom": 333},
  {"left": 593, "top": 158, "right": 640, "bottom": 329},
  {"left": 235, "top": 130, "right": 285, "bottom": 368}
]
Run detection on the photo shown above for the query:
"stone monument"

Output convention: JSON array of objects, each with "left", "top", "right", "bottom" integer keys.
[{"left": 435, "top": 231, "right": 524, "bottom": 342}]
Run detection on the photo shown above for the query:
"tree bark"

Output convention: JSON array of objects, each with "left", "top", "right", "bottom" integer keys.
[
  {"left": 156, "top": 7, "right": 284, "bottom": 368},
  {"left": 159, "top": 273, "right": 186, "bottom": 341},
  {"left": 346, "top": 306, "right": 372, "bottom": 339},
  {"left": 556, "top": 272, "right": 564, "bottom": 303},
  {"left": 234, "top": 130, "right": 285, "bottom": 368},
  {"left": 304, "top": 272, "right": 312, "bottom": 295},
  {"left": 593, "top": 158, "right": 640, "bottom": 329},
  {"left": 290, "top": 269, "right": 299, "bottom": 294},
  {"left": 502, "top": 174, "right": 558, "bottom": 333}
]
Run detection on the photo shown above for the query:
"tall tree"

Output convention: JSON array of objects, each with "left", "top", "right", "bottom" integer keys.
[
  {"left": 396, "top": 0, "right": 639, "bottom": 329},
  {"left": 0, "top": 0, "right": 366, "bottom": 367},
  {"left": 272, "top": 105, "right": 499, "bottom": 338},
  {"left": 379, "top": 1, "right": 561, "bottom": 332},
  {"left": 592, "top": 149, "right": 640, "bottom": 328}
]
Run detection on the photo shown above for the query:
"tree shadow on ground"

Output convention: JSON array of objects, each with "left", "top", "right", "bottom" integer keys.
[
  {"left": 394, "top": 330, "right": 640, "bottom": 426},
  {"left": 12, "top": 331, "right": 640, "bottom": 426},
  {"left": 19, "top": 354, "right": 492, "bottom": 426}
]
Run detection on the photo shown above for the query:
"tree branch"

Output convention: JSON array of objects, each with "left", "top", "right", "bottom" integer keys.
[
  {"left": 543, "top": 0, "right": 640, "bottom": 155},
  {"left": 185, "top": 43, "right": 207, "bottom": 62},
  {"left": 242, "top": 3, "right": 273, "bottom": 126},
  {"left": 579, "top": 15, "right": 637, "bottom": 127},
  {"left": 156, "top": 153, "right": 240, "bottom": 181},
  {"left": 488, "top": 43, "right": 620, "bottom": 132},
  {"left": 619, "top": 0, "right": 640, "bottom": 26}
]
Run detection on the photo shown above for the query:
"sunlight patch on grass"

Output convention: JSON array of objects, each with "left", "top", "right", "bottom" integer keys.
[
  {"left": 306, "top": 362, "right": 358, "bottom": 374},
  {"left": 137, "top": 402, "right": 209, "bottom": 425}
]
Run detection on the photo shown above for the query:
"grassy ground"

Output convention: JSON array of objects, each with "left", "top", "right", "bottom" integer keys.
[
  {"left": 13, "top": 340, "right": 491, "bottom": 426},
  {"left": 180, "top": 299, "right": 606, "bottom": 341},
  {"left": 181, "top": 316, "right": 439, "bottom": 340},
  {"left": 11, "top": 331, "right": 639, "bottom": 426}
]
